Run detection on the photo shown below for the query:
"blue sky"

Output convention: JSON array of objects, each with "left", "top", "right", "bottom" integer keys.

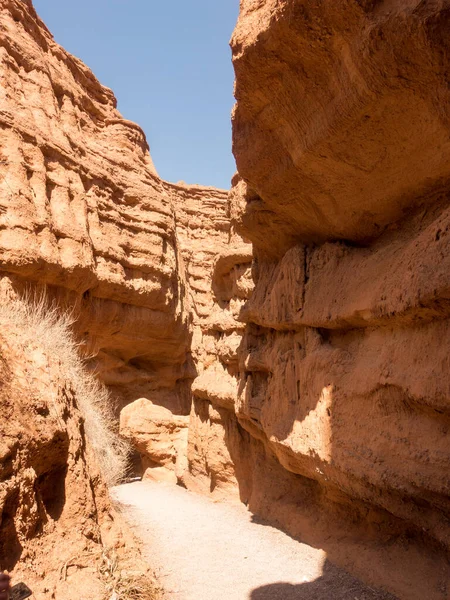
[{"left": 32, "top": 0, "right": 240, "bottom": 189}]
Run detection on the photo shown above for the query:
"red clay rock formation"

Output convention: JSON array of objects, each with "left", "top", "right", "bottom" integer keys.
[
  {"left": 232, "top": 0, "right": 450, "bottom": 251},
  {"left": 226, "top": 1, "right": 450, "bottom": 599},
  {"left": 0, "top": 288, "right": 136, "bottom": 599},
  {"left": 3, "top": 0, "right": 450, "bottom": 598},
  {"left": 120, "top": 399, "right": 189, "bottom": 484},
  {"left": 0, "top": 0, "right": 192, "bottom": 415},
  {"left": 0, "top": 0, "right": 233, "bottom": 416},
  {"left": 168, "top": 178, "right": 254, "bottom": 498},
  {"left": 0, "top": 0, "right": 228, "bottom": 594}
]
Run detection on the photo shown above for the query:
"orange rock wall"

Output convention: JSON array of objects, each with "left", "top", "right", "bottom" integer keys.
[
  {"left": 0, "top": 0, "right": 230, "bottom": 417},
  {"left": 225, "top": 1, "right": 450, "bottom": 598},
  {"left": 2, "top": 1, "right": 450, "bottom": 598},
  {"left": 0, "top": 306, "right": 110, "bottom": 598},
  {"left": 0, "top": 2, "right": 238, "bottom": 595}
]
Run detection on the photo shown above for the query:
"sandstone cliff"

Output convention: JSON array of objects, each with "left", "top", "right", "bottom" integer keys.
[
  {"left": 0, "top": 288, "right": 142, "bottom": 598},
  {"left": 2, "top": 1, "right": 450, "bottom": 599},
  {"left": 0, "top": 0, "right": 186, "bottom": 414},
  {"left": 226, "top": 1, "right": 450, "bottom": 598},
  {"left": 0, "top": 0, "right": 226, "bottom": 594}
]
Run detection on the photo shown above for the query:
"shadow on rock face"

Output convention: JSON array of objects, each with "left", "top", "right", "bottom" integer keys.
[{"left": 249, "top": 560, "right": 396, "bottom": 600}]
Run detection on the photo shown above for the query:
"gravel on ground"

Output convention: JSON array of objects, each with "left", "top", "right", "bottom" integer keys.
[{"left": 112, "top": 481, "right": 396, "bottom": 600}]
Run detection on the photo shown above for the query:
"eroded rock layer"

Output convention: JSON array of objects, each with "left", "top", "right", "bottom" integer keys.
[
  {"left": 3, "top": 0, "right": 450, "bottom": 599},
  {"left": 232, "top": 0, "right": 450, "bottom": 250},
  {"left": 0, "top": 0, "right": 186, "bottom": 405},
  {"left": 225, "top": 1, "right": 450, "bottom": 598},
  {"left": 0, "top": 288, "right": 138, "bottom": 599},
  {"left": 0, "top": 0, "right": 230, "bottom": 417},
  {"left": 0, "top": 0, "right": 229, "bottom": 592}
]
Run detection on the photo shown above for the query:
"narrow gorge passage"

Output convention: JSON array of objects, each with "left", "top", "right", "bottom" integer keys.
[
  {"left": 3, "top": 1, "right": 450, "bottom": 598},
  {"left": 112, "top": 481, "right": 396, "bottom": 600}
]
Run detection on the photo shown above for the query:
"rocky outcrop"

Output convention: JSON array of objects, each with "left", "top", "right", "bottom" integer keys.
[
  {"left": 0, "top": 0, "right": 205, "bottom": 417},
  {"left": 3, "top": 0, "right": 450, "bottom": 598},
  {"left": 0, "top": 290, "right": 132, "bottom": 599},
  {"left": 0, "top": 0, "right": 227, "bottom": 594},
  {"left": 166, "top": 178, "right": 254, "bottom": 498},
  {"left": 232, "top": 0, "right": 450, "bottom": 251},
  {"left": 225, "top": 2, "right": 450, "bottom": 599},
  {"left": 120, "top": 399, "right": 189, "bottom": 484}
]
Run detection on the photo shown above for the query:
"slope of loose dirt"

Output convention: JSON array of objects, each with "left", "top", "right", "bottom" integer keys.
[{"left": 112, "top": 481, "right": 396, "bottom": 600}]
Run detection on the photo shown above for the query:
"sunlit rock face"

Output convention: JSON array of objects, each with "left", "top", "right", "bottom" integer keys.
[
  {"left": 169, "top": 178, "right": 255, "bottom": 499},
  {"left": 232, "top": 0, "right": 450, "bottom": 252},
  {"left": 227, "top": 1, "right": 450, "bottom": 599},
  {"left": 0, "top": 0, "right": 248, "bottom": 506},
  {"left": 0, "top": 0, "right": 232, "bottom": 415},
  {"left": 120, "top": 398, "right": 189, "bottom": 484},
  {"left": 3, "top": 0, "right": 450, "bottom": 598},
  {"left": 0, "top": 0, "right": 246, "bottom": 495}
]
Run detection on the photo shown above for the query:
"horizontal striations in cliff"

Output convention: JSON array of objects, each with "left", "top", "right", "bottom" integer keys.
[
  {"left": 230, "top": 1, "right": 450, "bottom": 599},
  {"left": 0, "top": 0, "right": 230, "bottom": 411}
]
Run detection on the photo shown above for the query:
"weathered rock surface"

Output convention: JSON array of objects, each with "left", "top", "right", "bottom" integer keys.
[
  {"left": 3, "top": 0, "right": 450, "bottom": 599},
  {"left": 232, "top": 0, "right": 450, "bottom": 251},
  {"left": 166, "top": 176, "right": 254, "bottom": 499},
  {"left": 224, "top": 1, "right": 450, "bottom": 599},
  {"left": 0, "top": 0, "right": 230, "bottom": 418},
  {"left": 183, "top": 232, "right": 254, "bottom": 499},
  {"left": 0, "top": 290, "right": 134, "bottom": 599},
  {"left": 0, "top": 0, "right": 227, "bottom": 595},
  {"left": 120, "top": 398, "right": 189, "bottom": 484}
]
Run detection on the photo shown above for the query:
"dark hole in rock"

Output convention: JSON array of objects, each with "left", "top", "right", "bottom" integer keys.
[
  {"left": 0, "top": 489, "right": 23, "bottom": 571},
  {"left": 128, "top": 448, "right": 144, "bottom": 479},
  {"left": 35, "top": 464, "right": 67, "bottom": 521}
]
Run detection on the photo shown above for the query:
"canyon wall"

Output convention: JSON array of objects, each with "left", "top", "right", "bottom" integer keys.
[
  {"left": 225, "top": 1, "right": 450, "bottom": 599},
  {"left": 0, "top": 0, "right": 230, "bottom": 414},
  {"left": 0, "top": 0, "right": 228, "bottom": 593},
  {"left": 2, "top": 0, "right": 450, "bottom": 599},
  {"left": 0, "top": 291, "right": 125, "bottom": 598}
]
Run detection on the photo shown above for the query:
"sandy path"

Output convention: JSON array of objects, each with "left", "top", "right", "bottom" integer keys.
[{"left": 112, "top": 481, "right": 396, "bottom": 600}]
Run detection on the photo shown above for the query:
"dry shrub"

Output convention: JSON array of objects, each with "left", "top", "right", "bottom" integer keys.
[{"left": 0, "top": 292, "right": 130, "bottom": 486}]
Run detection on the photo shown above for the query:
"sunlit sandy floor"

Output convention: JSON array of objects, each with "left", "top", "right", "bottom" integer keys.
[{"left": 112, "top": 481, "right": 396, "bottom": 600}]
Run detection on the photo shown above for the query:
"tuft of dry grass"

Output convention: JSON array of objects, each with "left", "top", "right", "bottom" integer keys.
[
  {"left": 99, "top": 548, "right": 164, "bottom": 600},
  {"left": 57, "top": 548, "right": 163, "bottom": 599},
  {"left": 110, "top": 575, "right": 163, "bottom": 600},
  {"left": 0, "top": 291, "right": 130, "bottom": 486}
]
